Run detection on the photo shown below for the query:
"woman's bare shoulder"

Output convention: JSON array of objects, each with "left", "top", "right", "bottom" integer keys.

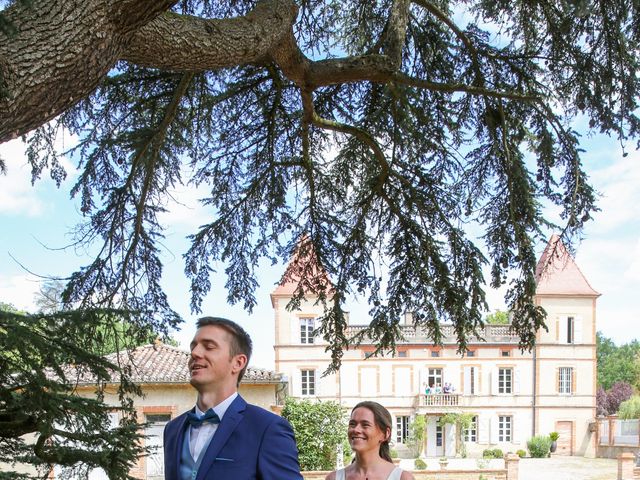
[{"left": 400, "top": 470, "right": 415, "bottom": 480}]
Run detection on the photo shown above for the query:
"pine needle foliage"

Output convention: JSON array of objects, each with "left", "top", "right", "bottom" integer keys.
[
  {"left": 0, "top": 308, "right": 147, "bottom": 480},
  {"left": 7, "top": 0, "right": 640, "bottom": 371}
]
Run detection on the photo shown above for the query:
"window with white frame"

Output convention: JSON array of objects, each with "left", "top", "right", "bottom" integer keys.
[
  {"left": 427, "top": 368, "right": 443, "bottom": 388},
  {"left": 464, "top": 415, "right": 478, "bottom": 442},
  {"left": 567, "top": 316, "right": 574, "bottom": 344},
  {"left": 559, "top": 367, "right": 573, "bottom": 394},
  {"left": 300, "top": 317, "right": 315, "bottom": 344},
  {"left": 396, "top": 416, "right": 410, "bottom": 443},
  {"left": 498, "top": 368, "right": 513, "bottom": 394},
  {"left": 498, "top": 415, "right": 512, "bottom": 442},
  {"left": 301, "top": 369, "right": 315, "bottom": 395}
]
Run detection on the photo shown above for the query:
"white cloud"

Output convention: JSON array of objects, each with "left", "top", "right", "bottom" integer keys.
[
  {"left": 587, "top": 150, "right": 640, "bottom": 233},
  {"left": 160, "top": 182, "right": 213, "bottom": 232},
  {"left": 0, "top": 128, "right": 78, "bottom": 217},
  {"left": 0, "top": 139, "right": 45, "bottom": 216},
  {"left": 0, "top": 273, "right": 39, "bottom": 311},
  {"left": 622, "top": 237, "right": 640, "bottom": 282}
]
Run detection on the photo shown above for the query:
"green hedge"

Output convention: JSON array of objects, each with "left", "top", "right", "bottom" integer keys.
[{"left": 482, "top": 448, "right": 504, "bottom": 459}]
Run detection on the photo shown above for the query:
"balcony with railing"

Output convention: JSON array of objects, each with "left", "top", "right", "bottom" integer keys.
[
  {"left": 345, "top": 323, "right": 519, "bottom": 344},
  {"left": 419, "top": 393, "right": 461, "bottom": 407}
]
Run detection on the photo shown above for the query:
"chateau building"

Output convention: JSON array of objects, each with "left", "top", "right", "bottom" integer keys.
[{"left": 271, "top": 236, "right": 599, "bottom": 457}]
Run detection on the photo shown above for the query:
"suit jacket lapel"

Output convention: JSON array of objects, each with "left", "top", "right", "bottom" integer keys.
[
  {"left": 196, "top": 395, "right": 246, "bottom": 479},
  {"left": 168, "top": 412, "right": 191, "bottom": 480}
]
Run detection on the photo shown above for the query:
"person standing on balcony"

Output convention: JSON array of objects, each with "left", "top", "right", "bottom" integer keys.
[{"left": 325, "top": 401, "right": 415, "bottom": 480}]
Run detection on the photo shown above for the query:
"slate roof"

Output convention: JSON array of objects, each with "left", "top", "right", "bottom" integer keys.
[
  {"left": 70, "top": 342, "right": 282, "bottom": 385},
  {"left": 535, "top": 235, "right": 599, "bottom": 296}
]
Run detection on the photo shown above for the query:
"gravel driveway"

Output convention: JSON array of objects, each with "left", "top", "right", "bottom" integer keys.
[{"left": 518, "top": 457, "right": 617, "bottom": 480}]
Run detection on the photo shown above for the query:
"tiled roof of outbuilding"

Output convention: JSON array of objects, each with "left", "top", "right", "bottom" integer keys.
[{"left": 69, "top": 342, "right": 282, "bottom": 385}]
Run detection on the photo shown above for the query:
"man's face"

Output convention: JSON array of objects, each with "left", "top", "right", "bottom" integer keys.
[{"left": 188, "top": 325, "right": 241, "bottom": 389}]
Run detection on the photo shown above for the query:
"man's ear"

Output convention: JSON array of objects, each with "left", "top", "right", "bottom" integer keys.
[{"left": 231, "top": 354, "right": 248, "bottom": 374}]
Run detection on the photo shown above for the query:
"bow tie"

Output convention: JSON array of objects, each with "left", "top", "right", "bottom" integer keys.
[{"left": 187, "top": 409, "right": 221, "bottom": 428}]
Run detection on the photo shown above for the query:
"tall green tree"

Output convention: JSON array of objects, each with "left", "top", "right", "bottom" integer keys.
[
  {"left": 281, "top": 398, "right": 348, "bottom": 471},
  {"left": 0, "top": 308, "right": 147, "bottom": 479},
  {"left": 485, "top": 310, "right": 509, "bottom": 325},
  {"left": 597, "top": 332, "right": 640, "bottom": 390},
  {"left": 1, "top": 0, "right": 635, "bottom": 371}
]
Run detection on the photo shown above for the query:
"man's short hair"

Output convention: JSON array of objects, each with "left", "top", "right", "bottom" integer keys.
[{"left": 196, "top": 316, "right": 253, "bottom": 384}]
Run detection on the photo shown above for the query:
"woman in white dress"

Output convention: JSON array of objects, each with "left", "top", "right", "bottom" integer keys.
[{"left": 325, "top": 401, "right": 415, "bottom": 480}]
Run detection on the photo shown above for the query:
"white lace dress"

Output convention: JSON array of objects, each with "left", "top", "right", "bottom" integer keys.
[{"left": 335, "top": 466, "right": 403, "bottom": 480}]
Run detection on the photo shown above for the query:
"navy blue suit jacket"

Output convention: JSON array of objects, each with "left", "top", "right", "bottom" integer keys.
[{"left": 163, "top": 395, "right": 303, "bottom": 480}]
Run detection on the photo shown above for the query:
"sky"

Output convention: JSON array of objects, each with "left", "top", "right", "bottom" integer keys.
[{"left": 1, "top": 128, "right": 639, "bottom": 370}]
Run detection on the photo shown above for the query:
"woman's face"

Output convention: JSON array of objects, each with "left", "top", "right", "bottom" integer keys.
[{"left": 348, "top": 407, "right": 389, "bottom": 454}]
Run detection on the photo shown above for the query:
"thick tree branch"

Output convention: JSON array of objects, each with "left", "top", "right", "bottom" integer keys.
[
  {"left": 122, "top": 0, "right": 298, "bottom": 71},
  {"left": 392, "top": 72, "right": 541, "bottom": 101},
  {"left": 0, "top": 0, "right": 177, "bottom": 142},
  {"left": 303, "top": 91, "right": 390, "bottom": 192},
  {"left": 0, "top": 415, "right": 38, "bottom": 437},
  {"left": 381, "top": 0, "right": 411, "bottom": 68}
]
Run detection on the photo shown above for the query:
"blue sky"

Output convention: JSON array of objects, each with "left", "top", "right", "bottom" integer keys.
[{"left": 0, "top": 129, "right": 638, "bottom": 369}]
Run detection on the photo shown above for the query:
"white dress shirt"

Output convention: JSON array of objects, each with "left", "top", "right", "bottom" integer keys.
[{"left": 189, "top": 392, "right": 238, "bottom": 461}]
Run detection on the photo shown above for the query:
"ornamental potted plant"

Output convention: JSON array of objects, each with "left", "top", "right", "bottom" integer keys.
[
  {"left": 549, "top": 432, "right": 559, "bottom": 453},
  {"left": 439, "top": 456, "right": 449, "bottom": 469}
]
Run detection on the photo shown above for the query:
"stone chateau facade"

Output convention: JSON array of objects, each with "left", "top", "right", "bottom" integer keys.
[{"left": 272, "top": 235, "right": 599, "bottom": 458}]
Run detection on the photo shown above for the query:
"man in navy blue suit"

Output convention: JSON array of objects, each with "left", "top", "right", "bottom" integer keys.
[{"left": 163, "top": 317, "right": 303, "bottom": 480}]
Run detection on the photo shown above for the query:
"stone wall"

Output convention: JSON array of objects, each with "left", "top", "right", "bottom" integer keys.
[
  {"left": 302, "top": 471, "right": 506, "bottom": 480},
  {"left": 302, "top": 453, "right": 520, "bottom": 480},
  {"left": 617, "top": 453, "right": 640, "bottom": 480}
]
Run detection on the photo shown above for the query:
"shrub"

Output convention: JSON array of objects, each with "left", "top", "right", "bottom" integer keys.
[
  {"left": 414, "top": 458, "right": 427, "bottom": 470},
  {"left": 527, "top": 435, "right": 552, "bottom": 458},
  {"left": 390, "top": 448, "right": 399, "bottom": 459},
  {"left": 516, "top": 449, "right": 526, "bottom": 458},
  {"left": 482, "top": 448, "right": 503, "bottom": 459},
  {"left": 597, "top": 382, "right": 634, "bottom": 416},
  {"left": 618, "top": 395, "right": 640, "bottom": 419},
  {"left": 608, "top": 382, "right": 634, "bottom": 414},
  {"left": 549, "top": 431, "right": 559, "bottom": 442}
]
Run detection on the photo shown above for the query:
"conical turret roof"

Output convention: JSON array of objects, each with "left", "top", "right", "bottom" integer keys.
[
  {"left": 271, "top": 235, "right": 333, "bottom": 301},
  {"left": 535, "top": 235, "right": 599, "bottom": 296}
]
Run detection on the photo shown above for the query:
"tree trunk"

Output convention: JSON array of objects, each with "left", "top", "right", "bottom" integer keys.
[
  {"left": 0, "top": 0, "right": 297, "bottom": 143},
  {"left": 0, "top": 0, "right": 176, "bottom": 141}
]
